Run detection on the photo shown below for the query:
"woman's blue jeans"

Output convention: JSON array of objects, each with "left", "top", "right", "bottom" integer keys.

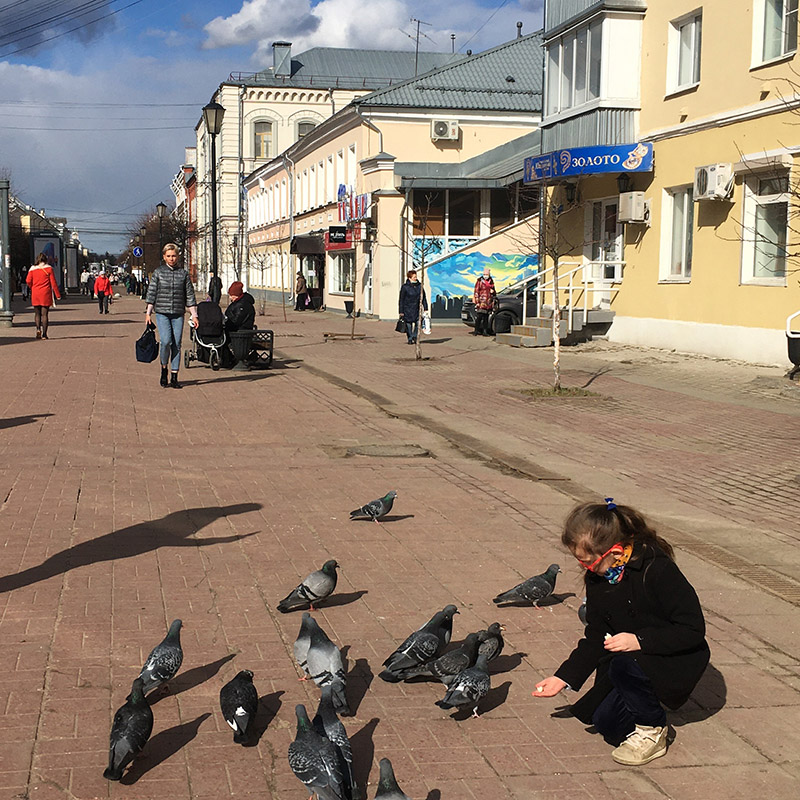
[
  {"left": 404, "top": 320, "right": 419, "bottom": 343},
  {"left": 155, "top": 313, "right": 184, "bottom": 372}
]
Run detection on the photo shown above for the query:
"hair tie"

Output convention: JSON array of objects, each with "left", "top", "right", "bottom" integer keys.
[{"left": 604, "top": 497, "right": 617, "bottom": 510}]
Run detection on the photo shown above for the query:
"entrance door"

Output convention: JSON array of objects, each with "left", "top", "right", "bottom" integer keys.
[
  {"left": 363, "top": 248, "right": 373, "bottom": 314},
  {"left": 587, "top": 198, "right": 623, "bottom": 282}
]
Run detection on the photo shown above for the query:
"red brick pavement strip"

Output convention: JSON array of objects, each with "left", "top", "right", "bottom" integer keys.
[{"left": 0, "top": 294, "right": 798, "bottom": 799}]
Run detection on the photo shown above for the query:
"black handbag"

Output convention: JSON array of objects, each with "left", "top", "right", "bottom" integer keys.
[
  {"left": 395, "top": 317, "right": 406, "bottom": 333},
  {"left": 135, "top": 322, "right": 159, "bottom": 363}
]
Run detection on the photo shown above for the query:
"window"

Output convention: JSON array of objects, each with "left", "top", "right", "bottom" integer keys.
[
  {"left": 330, "top": 252, "right": 354, "bottom": 293},
  {"left": 742, "top": 174, "right": 789, "bottom": 283},
  {"left": 490, "top": 189, "right": 514, "bottom": 232},
  {"left": 254, "top": 122, "right": 272, "bottom": 159},
  {"left": 412, "top": 191, "right": 445, "bottom": 236},
  {"left": 297, "top": 121, "right": 316, "bottom": 139},
  {"left": 675, "top": 13, "right": 702, "bottom": 89},
  {"left": 546, "top": 19, "right": 602, "bottom": 116},
  {"left": 326, "top": 155, "right": 334, "bottom": 202},
  {"left": 665, "top": 187, "right": 694, "bottom": 279},
  {"left": 448, "top": 191, "right": 481, "bottom": 236},
  {"left": 347, "top": 144, "right": 357, "bottom": 188},
  {"left": 763, "top": 0, "right": 798, "bottom": 61},
  {"left": 588, "top": 199, "right": 623, "bottom": 280}
]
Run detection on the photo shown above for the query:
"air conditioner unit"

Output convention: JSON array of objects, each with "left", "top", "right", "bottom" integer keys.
[
  {"left": 694, "top": 163, "right": 733, "bottom": 200},
  {"left": 431, "top": 119, "right": 459, "bottom": 141},
  {"left": 618, "top": 191, "right": 648, "bottom": 223}
]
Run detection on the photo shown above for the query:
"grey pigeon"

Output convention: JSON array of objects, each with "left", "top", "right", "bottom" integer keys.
[
  {"left": 278, "top": 559, "right": 340, "bottom": 613},
  {"left": 288, "top": 704, "right": 346, "bottom": 800},
  {"left": 138, "top": 618, "right": 183, "bottom": 694},
  {"left": 578, "top": 597, "right": 588, "bottom": 626},
  {"left": 294, "top": 612, "right": 316, "bottom": 680},
  {"left": 313, "top": 685, "right": 354, "bottom": 800},
  {"left": 399, "top": 632, "right": 481, "bottom": 685},
  {"left": 435, "top": 652, "right": 491, "bottom": 718},
  {"left": 104, "top": 678, "right": 153, "bottom": 781},
  {"left": 492, "top": 564, "right": 561, "bottom": 607},
  {"left": 350, "top": 490, "right": 397, "bottom": 522},
  {"left": 374, "top": 757, "right": 411, "bottom": 800},
  {"left": 219, "top": 670, "right": 259, "bottom": 745},
  {"left": 379, "top": 604, "right": 459, "bottom": 682},
  {"left": 306, "top": 616, "right": 351, "bottom": 716},
  {"left": 476, "top": 622, "right": 505, "bottom": 662}
]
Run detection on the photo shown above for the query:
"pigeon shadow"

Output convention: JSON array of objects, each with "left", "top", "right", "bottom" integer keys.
[
  {"left": 350, "top": 717, "right": 380, "bottom": 797},
  {"left": 0, "top": 413, "right": 54, "bottom": 430},
  {"left": 149, "top": 654, "right": 236, "bottom": 706},
  {"left": 422, "top": 338, "right": 452, "bottom": 344},
  {"left": 0, "top": 503, "right": 262, "bottom": 594},
  {"left": 350, "top": 514, "right": 414, "bottom": 524},
  {"left": 346, "top": 658, "right": 374, "bottom": 716},
  {"left": 493, "top": 592, "right": 574, "bottom": 609},
  {"left": 448, "top": 681, "right": 511, "bottom": 721},
  {"left": 120, "top": 713, "right": 211, "bottom": 784},
  {"left": 489, "top": 652, "right": 527, "bottom": 675},
  {"left": 550, "top": 705, "right": 573, "bottom": 719},
  {"left": 425, "top": 792, "right": 442, "bottom": 800},
  {"left": 670, "top": 663, "right": 727, "bottom": 725},
  {"left": 243, "top": 690, "right": 285, "bottom": 747},
  {"left": 321, "top": 590, "right": 368, "bottom": 609}
]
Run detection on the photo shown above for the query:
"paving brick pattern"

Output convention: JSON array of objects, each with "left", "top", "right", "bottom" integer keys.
[{"left": 0, "top": 295, "right": 798, "bottom": 799}]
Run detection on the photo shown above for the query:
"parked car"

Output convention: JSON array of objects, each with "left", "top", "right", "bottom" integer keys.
[{"left": 461, "top": 280, "right": 538, "bottom": 333}]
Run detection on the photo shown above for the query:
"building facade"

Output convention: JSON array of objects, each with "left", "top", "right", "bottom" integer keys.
[{"left": 537, "top": 0, "right": 800, "bottom": 365}]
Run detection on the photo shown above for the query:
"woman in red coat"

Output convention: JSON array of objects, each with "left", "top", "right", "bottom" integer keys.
[{"left": 26, "top": 253, "right": 61, "bottom": 339}]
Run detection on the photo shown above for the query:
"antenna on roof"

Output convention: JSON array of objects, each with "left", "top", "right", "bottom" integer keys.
[
  {"left": 410, "top": 17, "right": 433, "bottom": 75},
  {"left": 517, "top": 21, "right": 523, "bottom": 39},
  {"left": 451, "top": 33, "right": 455, "bottom": 53}
]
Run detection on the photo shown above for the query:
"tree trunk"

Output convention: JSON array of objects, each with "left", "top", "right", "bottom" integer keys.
[{"left": 552, "top": 255, "right": 561, "bottom": 392}]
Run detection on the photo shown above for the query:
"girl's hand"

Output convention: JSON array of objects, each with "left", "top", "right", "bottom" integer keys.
[
  {"left": 604, "top": 633, "right": 641, "bottom": 652},
  {"left": 532, "top": 676, "right": 567, "bottom": 697}
]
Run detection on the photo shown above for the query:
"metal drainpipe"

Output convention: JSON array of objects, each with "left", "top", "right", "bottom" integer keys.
[
  {"left": 238, "top": 85, "right": 247, "bottom": 289},
  {"left": 282, "top": 153, "right": 296, "bottom": 303}
]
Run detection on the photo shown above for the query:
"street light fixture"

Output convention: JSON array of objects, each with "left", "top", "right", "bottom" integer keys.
[
  {"left": 156, "top": 201, "right": 167, "bottom": 258},
  {"left": 203, "top": 100, "right": 225, "bottom": 303}
]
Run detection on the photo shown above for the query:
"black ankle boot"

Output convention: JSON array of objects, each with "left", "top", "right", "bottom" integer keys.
[
  {"left": 160, "top": 366, "right": 169, "bottom": 387},
  {"left": 170, "top": 373, "right": 182, "bottom": 389}
]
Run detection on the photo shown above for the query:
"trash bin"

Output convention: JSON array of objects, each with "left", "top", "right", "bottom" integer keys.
[
  {"left": 229, "top": 329, "right": 273, "bottom": 370},
  {"left": 786, "top": 310, "right": 800, "bottom": 380}
]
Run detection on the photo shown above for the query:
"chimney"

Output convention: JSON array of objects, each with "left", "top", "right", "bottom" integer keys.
[
  {"left": 517, "top": 21, "right": 523, "bottom": 38},
  {"left": 273, "top": 41, "right": 292, "bottom": 77}
]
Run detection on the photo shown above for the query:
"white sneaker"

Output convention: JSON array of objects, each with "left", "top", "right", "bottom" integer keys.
[{"left": 611, "top": 724, "right": 668, "bottom": 766}]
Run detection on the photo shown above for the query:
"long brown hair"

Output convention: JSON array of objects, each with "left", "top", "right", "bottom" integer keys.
[{"left": 562, "top": 501, "right": 674, "bottom": 563}]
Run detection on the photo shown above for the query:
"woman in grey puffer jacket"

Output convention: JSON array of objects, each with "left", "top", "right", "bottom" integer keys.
[{"left": 145, "top": 243, "right": 199, "bottom": 389}]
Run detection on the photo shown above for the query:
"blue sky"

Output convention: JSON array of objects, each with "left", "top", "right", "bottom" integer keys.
[{"left": 0, "top": 0, "right": 543, "bottom": 252}]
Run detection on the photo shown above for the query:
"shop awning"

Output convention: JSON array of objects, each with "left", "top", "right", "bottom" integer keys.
[{"left": 290, "top": 235, "right": 325, "bottom": 255}]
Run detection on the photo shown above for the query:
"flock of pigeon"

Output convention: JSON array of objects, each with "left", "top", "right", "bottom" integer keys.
[{"left": 103, "top": 490, "right": 566, "bottom": 798}]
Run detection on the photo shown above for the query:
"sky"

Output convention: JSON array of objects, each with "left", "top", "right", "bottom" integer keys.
[{"left": 0, "top": 0, "right": 544, "bottom": 253}]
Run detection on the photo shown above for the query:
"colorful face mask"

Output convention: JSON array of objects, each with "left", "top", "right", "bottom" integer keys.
[{"left": 602, "top": 543, "right": 633, "bottom": 584}]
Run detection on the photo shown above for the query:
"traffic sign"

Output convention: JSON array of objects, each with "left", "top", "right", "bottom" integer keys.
[{"left": 133, "top": 246, "right": 143, "bottom": 258}]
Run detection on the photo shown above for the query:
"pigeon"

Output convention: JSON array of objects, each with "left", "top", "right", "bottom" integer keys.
[
  {"left": 492, "top": 564, "right": 561, "bottom": 608},
  {"left": 399, "top": 632, "right": 481, "bottom": 685},
  {"left": 294, "top": 612, "right": 317, "bottom": 680},
  {"left": 103, "top": 678, "right": 154, "bottom": 781},
  {"left": 219, "top": 670, "right": 259, "bottom": 745},
  {"left": 305, "top": 616, "right": 351, "bottom": 716},
  {"left": 288, "top": 704, "right": 346, "bottom": 800},
  {"left": 350, "top": 490, "right": 397, "bottom": 523},
  {"left": 138, "top": 618, "right": 183, "bottom": 694},
  {"left": 435, "top": 652, "right": 491, "bottom": 718},
  {"left": 578, "top": 597, "right": 588, "bottom": 626},
  {"left": 278, "top": 559, "right": 340, "bottom": 613},
  {"left": 379, "top": 604, "right": 459, "bottom": 682},
  {"left": 374, "top": 757, "right": 411, "bottom": 800},
  {"left": 313, "top": 685, "right": 354, "bottom": 800},
  {"left": 476, "top": 622, "right": 505, "bottom": 662}
]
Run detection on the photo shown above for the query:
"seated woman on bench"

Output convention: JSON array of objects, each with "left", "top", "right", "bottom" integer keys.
[{"left": 223, "top": 281, "right": 256, "bottom": 366}]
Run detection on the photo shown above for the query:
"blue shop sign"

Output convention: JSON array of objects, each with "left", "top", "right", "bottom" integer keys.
[{"left": 524, "top": 142, "right": 653, "bottom": 183}]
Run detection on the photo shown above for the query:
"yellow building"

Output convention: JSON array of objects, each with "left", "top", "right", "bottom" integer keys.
[
  {"left": 536, "top": 0, "right": 800, "bottom": 365},
  {"left": 245, "top": 32, "right": 545, "bottom": 323}
]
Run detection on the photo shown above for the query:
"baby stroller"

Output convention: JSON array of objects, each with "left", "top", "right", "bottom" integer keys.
[{"left": 184, "top": 300, "right": 228, "bottom": 370}]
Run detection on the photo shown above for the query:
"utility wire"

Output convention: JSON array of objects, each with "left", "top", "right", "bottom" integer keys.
[{"left": 459, "top": 0, "right": 511, "bottom": 54}]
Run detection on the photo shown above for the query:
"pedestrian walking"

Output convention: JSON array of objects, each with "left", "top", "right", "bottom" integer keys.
[
  {"left": 472, "top": 267, "right": 496, "bottom": 336},
  {"left": 534, "top": 499, "right": 709, "bottom": 767},
  {"left": 94, "top": 271, "right": 112, "bottom": 314},
  {"left": 20, "top": 266, "right": 29, "bottom": 303},
  {"left": 145, "top": 243, "right": 199, "bottom": 389},
  {"left": 26, "top": 253, "right": 61, "bottom": 340},
  {"left": 80, "top": 267, "right": 90, "bottom": 296},
  {"left": 398, "top": 269, "right": 427, "bottom": 345},
  {"left": 294, "top": 271, "right": 308, "bottom": 311}
]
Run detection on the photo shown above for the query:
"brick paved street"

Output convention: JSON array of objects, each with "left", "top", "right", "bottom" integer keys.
[{"left": 1, "top": 293, "right": 799, "bottom": 799}]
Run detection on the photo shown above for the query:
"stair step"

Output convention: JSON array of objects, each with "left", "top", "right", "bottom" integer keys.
[
  {"left": 495, "top": 329, "right": 552, "bottom": 348},
  {"left": 512, "top": 321, "right": 566, "bottom": 339}
]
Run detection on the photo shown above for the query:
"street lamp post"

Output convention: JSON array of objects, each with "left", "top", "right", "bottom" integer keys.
[
  {"left": 140, "top": 225, "right": 147, "bottom": 298},
  {"left": 156, "top": 201, "right": 167, "bottom": 259},
  {"left": 0, "top": 179, "right": 13, "bottom": 327},
  {"left": 203, "top": 100, "right": 225, "bottom": 304}
]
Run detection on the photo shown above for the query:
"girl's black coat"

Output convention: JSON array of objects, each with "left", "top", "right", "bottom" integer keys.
[
  {"left": 555, "top": 543, "right": 709, "bottom": 723},
  {"left": 398, "top": 279, "right": 428, "bottom": 322}
]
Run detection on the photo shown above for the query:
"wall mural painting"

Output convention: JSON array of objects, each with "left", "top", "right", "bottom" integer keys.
[{"left": 428, "top": 251, "right": 539, "bottom": 318}]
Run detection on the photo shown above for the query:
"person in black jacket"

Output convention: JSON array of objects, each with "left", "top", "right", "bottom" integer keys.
[
  {"left": 398, "top": 269, "right": 428, "bottom": 345},
  {"left": 145, "top": 243, "right": 198, "bottom": 389},
  {"left": 534, "top": 499, "right": 709, "bottom": 767},
  {"left": 224, "top": 281, "right": 255, "bottom": 333}
]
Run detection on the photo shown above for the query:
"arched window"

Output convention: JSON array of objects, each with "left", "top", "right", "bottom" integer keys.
[
  {"left": 254, "top": 121, "right": 272, "bottom": 159},
  {"left": 297, "top": 120, "right": 316, "bottom": 140}
]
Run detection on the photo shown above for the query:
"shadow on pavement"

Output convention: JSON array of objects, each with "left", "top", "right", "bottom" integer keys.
[
  {"left": 350, "top": 717, "right": 379, "bottom": 797},
  {"left": 243, "top": 690, "right": 285, "bottom": 747},
  {"left": 448, "top": 680, "right": 511, "bottom": 720},
  {"left": 426, "top": 792, "right": 442, "bottom": 800},
  {"left": 150, "top": 654, "right": 236, "bottom": 706},
  {"left": 346, "top": 658, "right": 374, "bottom": 717},
  {"left": 671, "top": 663, "right": 727, "bottom": 724},
  {"left": 321, "top": 590, "right": 368, "bottom": 609},
  {"left": 0, "top": 503, "right": 262, "bottom": 594},
  {"left": 490, "top": 652, "right": 527, "bottom": 675},
  {"left": 0, "top": 413, "right": 54, "bottom": 430},
  {"left": 120, "top": 713, "right": 211, "bottom": 784},
  {"left": 492, "top": 591, "right": 575, "bottom": 609},
  {"left": 179, "top": 373, "right": 274, "bottom": 387}
]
